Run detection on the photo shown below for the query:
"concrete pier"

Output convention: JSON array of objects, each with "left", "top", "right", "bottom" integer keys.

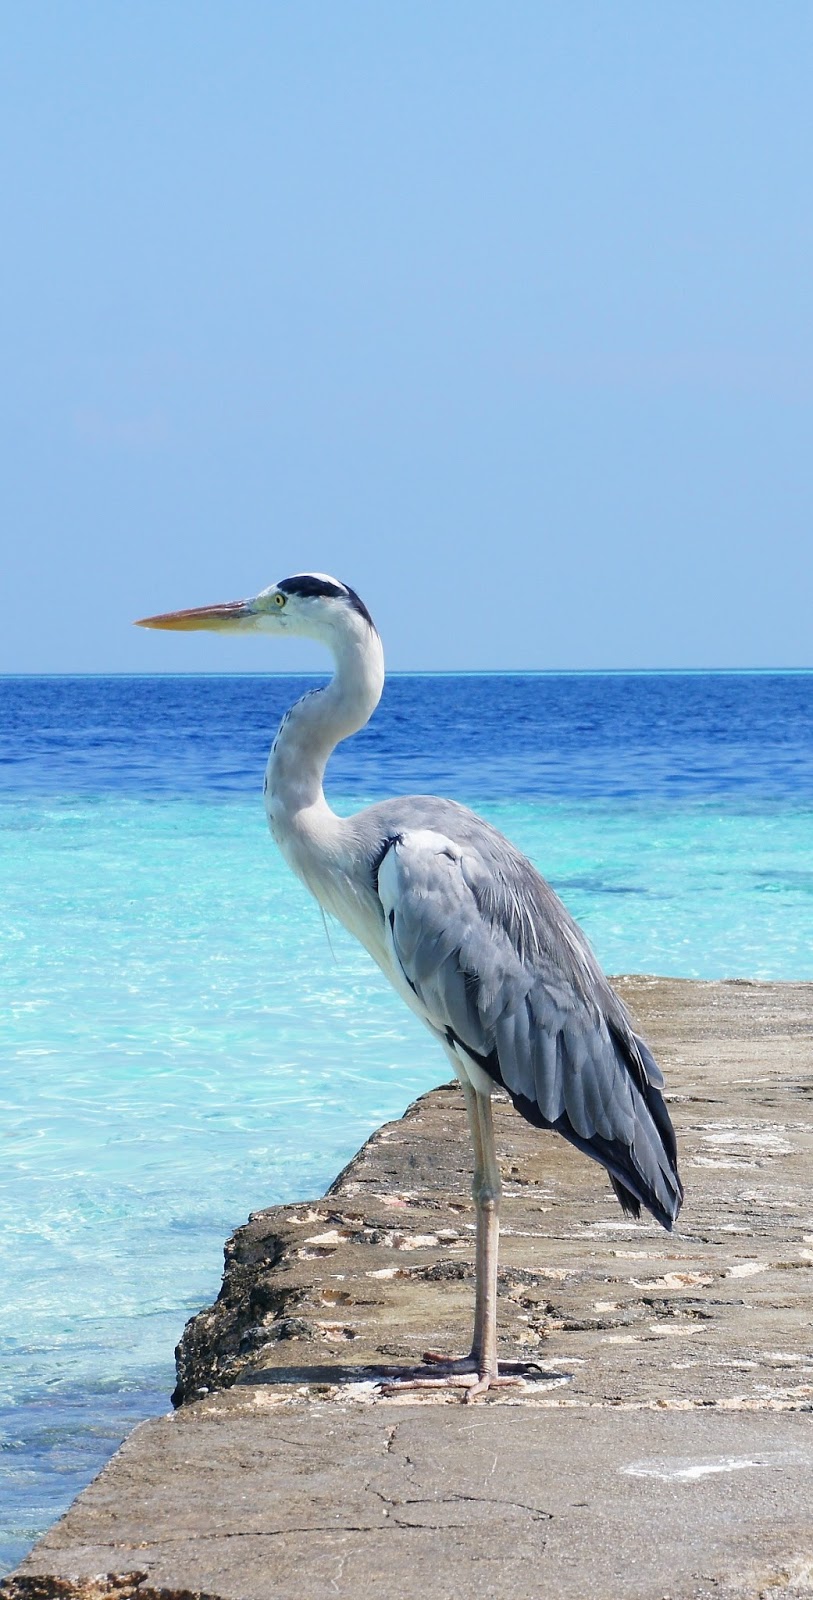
[{"left": 4, "top": 979, "right": 813, "bottom": 1600}]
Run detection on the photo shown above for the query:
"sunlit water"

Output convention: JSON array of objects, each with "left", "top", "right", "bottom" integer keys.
[{"left": 1, "top": 672, "right": 811, "bottom": 1568}]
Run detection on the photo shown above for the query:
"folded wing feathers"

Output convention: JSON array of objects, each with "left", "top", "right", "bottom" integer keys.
[{"left": 378, "top": 829, "right": 682, "bottom": 1228}]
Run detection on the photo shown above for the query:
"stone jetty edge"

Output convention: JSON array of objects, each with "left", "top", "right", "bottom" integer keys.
[{"left": 4, "top": 977, "right": 813, "bottom": 1600}]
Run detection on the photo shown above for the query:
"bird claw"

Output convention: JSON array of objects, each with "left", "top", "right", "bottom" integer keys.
[
  {"left": 419, "top": 1349, "right": 479, "bottom": 1372},
  {"left": 378, "top": 1356, "right": 531, "bottom": 1402}
]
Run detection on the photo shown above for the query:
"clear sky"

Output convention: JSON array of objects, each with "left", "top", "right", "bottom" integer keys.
[{"left": 2, "top": 3, "right": 812, "bottom": 672}]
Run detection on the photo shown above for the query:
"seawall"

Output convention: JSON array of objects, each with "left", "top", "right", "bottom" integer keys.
[{"left": 4, "top": 978, "right": 813, "bottom": 1600}]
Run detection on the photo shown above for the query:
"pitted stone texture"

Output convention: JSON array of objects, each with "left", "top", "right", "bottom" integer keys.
[
  {"left": 6, "top": 979, "right": 813, "bottom": 1600},
  {"left": 5, "top": 1402, "right": 813, "bottom": 1599},
  {"left": 174, "top": 980, "right": 813, "bottom": 1414}
]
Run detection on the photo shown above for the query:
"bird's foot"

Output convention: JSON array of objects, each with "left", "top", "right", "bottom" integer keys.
[
  {"left": 379, "top": 1354, "right": 534, "bottom": 1404},
  {"left": 419, "top": 1349, "right": 480, "bottom": 1373}
]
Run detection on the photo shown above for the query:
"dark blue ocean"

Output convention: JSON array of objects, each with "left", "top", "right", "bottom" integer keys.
[
  {"left": 3, "top": 671, "right": 813, "bottom": 802},
  {"left": 1, "top": 672, "right": 811, "bottom": 1570}
]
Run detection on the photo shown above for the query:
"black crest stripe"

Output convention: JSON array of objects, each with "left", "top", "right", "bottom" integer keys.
[
  {"left": 276, "top": 574, "right": 376, "bottom": 629},
  {"left": 342, "top": 584, "right": 376, "bottom": 628},
  {"left": 277, "top": 574, "right": 346, "bottom": 601}
]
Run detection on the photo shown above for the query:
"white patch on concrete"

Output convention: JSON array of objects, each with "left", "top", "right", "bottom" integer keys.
[
  {"left": 692, "top": 1156, "right": 760, "bottom": 1169},
  {"left": 624, "top": 1449, "right": 813, "bottom": 1482},
  {"left": 588, "top": 1220, "right": 653, "bottom": 1230},
  {"left": 648, "top": 1323, "right": 701, "bottom": 1338},
  {"left": 623, "top": 1455, "right": 760, "bottom": 1482},
  {"left": 699, "top": 1126, "right": 793, "bottom": 1155},
  {"left": 631, "top": 1271, "right": 714, "bottom": 1289},
  {"left": 613, "top": 1249, "right": 665, "bottom": 1259},
  {"left": 761, "top": 1351, "right": 810, "bottom": 1366},
  {"left": 391, "top": 1232, "right": 440, "bottom": 1250}
]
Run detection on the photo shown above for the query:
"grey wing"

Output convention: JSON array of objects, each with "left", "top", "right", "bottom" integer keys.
[{"left": 376, "top": 826, "right": 682, "bottom": 1230}]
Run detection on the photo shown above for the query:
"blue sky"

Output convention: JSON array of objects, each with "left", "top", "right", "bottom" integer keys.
[{"left": 2, "top": 3, "right": 811, "bottom": 671}]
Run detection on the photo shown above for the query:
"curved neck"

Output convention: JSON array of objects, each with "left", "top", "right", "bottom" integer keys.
[{"left": 266, "top": 621, "right": 385, "bottom": 822}]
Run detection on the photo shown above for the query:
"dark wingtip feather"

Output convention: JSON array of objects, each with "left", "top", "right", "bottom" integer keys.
[
  {"left": 610, "top": 1175, "right": 641, "bottom": 1220},
  {"left": 611, "top": 1173, "right": 678, "bottom": 1232}
]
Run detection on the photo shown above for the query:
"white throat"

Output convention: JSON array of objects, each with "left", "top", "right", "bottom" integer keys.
[{"left": 264, "top": 612, "right": 385, "bottom": 843}]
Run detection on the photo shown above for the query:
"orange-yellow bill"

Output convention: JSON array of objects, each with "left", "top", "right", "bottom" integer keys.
[{"left": 134, "top": 601, "right": 253, "bottom": 632}]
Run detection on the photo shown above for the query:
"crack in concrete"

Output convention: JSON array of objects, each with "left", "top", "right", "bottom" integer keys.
[
  {"left": 30, "top": 1525, "right": 408, "bottom": 1558},
  {"left": 52, "top": 1492, "right": 552, "bottom": 1565},
  {"left": 371, "top": 1488, "right": 551, "bottom": 1522},
  {"left": 11, "top": 985, "right": 813, "bottom": 1600}
]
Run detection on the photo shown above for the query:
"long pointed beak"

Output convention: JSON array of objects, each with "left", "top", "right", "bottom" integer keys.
[{"left": 134, "top": 600, "right": 255, "bottom": 632}]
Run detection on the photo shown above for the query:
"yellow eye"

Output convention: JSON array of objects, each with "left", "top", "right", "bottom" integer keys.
[{"left": 274, "top": 593, "right": 286, "bottom": 607}]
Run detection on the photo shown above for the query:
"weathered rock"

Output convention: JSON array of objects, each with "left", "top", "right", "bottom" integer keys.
[
  {"left": 5, "top": 979, "right": 813, "bottom": 1600},
  {"left": 174, "top": 977, "right": 813, "bottom": 1413}
]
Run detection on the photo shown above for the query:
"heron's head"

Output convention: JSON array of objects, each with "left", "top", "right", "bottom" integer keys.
[{"left": 135, "top": 572, "right": 377, "bottom": 644}]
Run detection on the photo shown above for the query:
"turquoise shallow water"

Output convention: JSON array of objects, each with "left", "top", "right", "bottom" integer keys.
[{"left": 1, "top": 673, "right": 811, "bottom": 1567}]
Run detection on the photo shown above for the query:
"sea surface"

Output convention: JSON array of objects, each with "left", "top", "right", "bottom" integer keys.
[{"left": 1, "top": 671, "right": 811, "bottom": 1569}]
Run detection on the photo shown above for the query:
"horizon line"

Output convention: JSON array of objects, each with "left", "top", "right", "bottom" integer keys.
[{"left": 1, "top": 666, "right": 812, "bottom": 680}]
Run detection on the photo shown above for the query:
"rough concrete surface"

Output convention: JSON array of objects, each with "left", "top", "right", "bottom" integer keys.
[{"left": 5, "top": 979, "right": 813, "bottom": 1600}]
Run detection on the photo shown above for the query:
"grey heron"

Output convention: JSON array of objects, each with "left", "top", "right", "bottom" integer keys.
[{"left": 137, "top": 573, "right": 683, "bottom": 1399}]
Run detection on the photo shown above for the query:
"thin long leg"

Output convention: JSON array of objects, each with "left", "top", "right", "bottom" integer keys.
[
  {"left": 421, "top": 1074, "right": 491, "bottom": 1366},
  {"left": 460, "top": 1077, "right": 487, "bottom": 1363},
  {"left": 469, "top": 1090, "right": 501, "bottom": 1394},
  {"left": 380, "top": 1077, "right": 525, "bottom": 1399}
]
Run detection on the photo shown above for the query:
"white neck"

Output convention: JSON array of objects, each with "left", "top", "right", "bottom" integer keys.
[{"left": 265, "top": 615, "right": 385, "bottom": 825}]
